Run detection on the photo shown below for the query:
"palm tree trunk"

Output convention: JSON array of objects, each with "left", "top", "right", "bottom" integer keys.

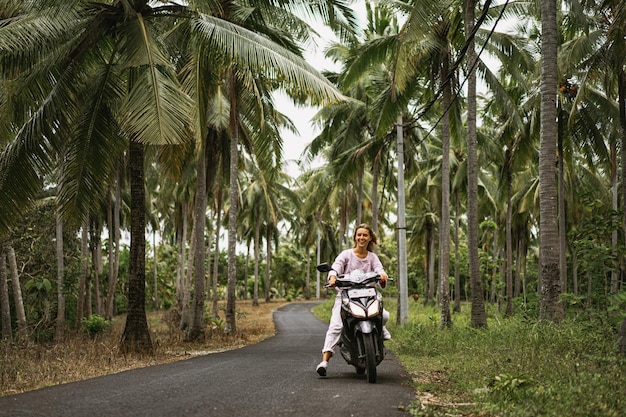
[
  {"left": 55, "top": 204, "right": 65, "bottom": 342},
  {"left": 305, "top": 245, "right": 311, "bottom": 300},
  {"left": 180, "top": 222, "right": 195, "bottom": 330},
  {"left": 265, "top": 228, "right": 272, "bottom": 303},
  {"left": 438, "top": 51, "right": 452, "bottom": 329},
  {"left": 0, "top": 248, "right": 11, "bottom": 341},
  {"left": 396, "top": 115, "right": 409, "bottom": 325},
  {"left": 464, "top": 0, "right": 486, "bottom": 328},
  {"left": 187, "top": 135, "right": 208, "bottom": 341},
  {"left": 119, "top": 141, "right": 153, "bottom": 355},
  {"left": 244, "top": 243, "right": 250, "bottom": 300},
  {"left": 427, "top": 223, "right": 435, "bottom": 304},
  {"left": 356, "top": 171, "right": 363, "bottom": 225},
  {"left": 253, "top": 221, "right": 261, "bottom": 307},
  {"left": 611, "top": 143, "right": 619, "bottom": 294},
  {"left": 91, "top": 224, "right": 103, "bottom": 316},
  {"left": 212, "top": 193, "right": 222, "bottom": 317},
  {"left": 77, "top": 217, "right": 89, "bottom": 328},
  {"left": 453, "top": 190, "right": 461, "bottom": 313},
  {"left": 105, "top": 172, "right": 121, "bottom": 321},
  {"left": 153, "top": 230, "right": 159, "bottom": 310},
  {"left": 225, "top": 67, "right": 239, "bottom": 334},
  {"left": 505, "top": 173, "right": 514, "bottom": 316},
  {"left": 7, "top": 244, "right": 27, "bottom": 339},
  {"left": 617, "top": 52, "right": 626, "bottom": 355},
  {"left": 371, "top": 155, "right": 380, "bottom": 234},
  {"left": 558, "top": 103, "right": 568, "bottom": 294},
  {"left": 539, "top": 0, "right": 563, "bottom": 321}
]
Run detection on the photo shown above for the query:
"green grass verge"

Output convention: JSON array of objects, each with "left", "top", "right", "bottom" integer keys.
[{"left": 313, "top": 298, "right": 626, "bottom": 417}]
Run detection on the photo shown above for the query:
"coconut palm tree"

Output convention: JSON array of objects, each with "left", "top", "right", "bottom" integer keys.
[
  {"left": 0, "top": 0, "right": 347, "bottom": 352},
  {"left": 537, "top": 0, "right": 564, "bottom": 321}
]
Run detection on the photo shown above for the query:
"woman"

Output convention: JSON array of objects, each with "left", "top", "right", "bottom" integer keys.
[{"left": 316, "top": 223, "right": 391, "bottom": 377}]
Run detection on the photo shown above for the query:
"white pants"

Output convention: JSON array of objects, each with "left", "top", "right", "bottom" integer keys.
[{"left": 322, "top": 293, "right": 390, "bottom": 354}]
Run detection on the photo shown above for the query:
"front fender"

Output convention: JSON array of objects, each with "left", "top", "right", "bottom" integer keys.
[{"left": 356, "top": 320, "right": 374, "bottom": 334}]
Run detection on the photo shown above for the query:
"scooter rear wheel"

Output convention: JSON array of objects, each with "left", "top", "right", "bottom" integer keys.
[{"left": 363, "top": 332, "right": 377, "bottom": 383}]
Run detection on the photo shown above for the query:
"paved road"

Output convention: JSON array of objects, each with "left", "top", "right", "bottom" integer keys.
[{"left": 0, "top": 302, "right": 415, "bottom": 416}]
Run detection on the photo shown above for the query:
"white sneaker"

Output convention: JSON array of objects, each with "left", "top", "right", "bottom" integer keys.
[
  {"left": 316, "top": 361, "right": 328, "bottom": 376},
  {"left": 383, "top": 326, "right": 392, "bottom": 340}
]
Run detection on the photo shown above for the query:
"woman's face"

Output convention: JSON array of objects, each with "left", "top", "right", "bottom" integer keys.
[{"left": 354, "top": 227, "right": 372, "bottom": 249}]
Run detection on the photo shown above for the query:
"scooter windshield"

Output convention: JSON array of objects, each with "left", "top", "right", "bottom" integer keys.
[{"left": 343, "top": 269, "right": 378, "bottom": 284}]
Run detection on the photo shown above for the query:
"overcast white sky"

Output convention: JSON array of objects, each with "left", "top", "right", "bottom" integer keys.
[{"left": 278, "top": 2, "right": 368, "bottom": 177}]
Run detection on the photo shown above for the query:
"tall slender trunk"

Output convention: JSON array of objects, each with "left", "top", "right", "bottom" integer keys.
[
  {"left": 491, "top": 232, "right": 499, "bottom": 304},
  {"left": 572, "top": 250, "right": 579, "bottom": 295},
  {"left": 305, "top": 245, "right": 311, "bottom": 300},
  {"left": 464, "top": 0, "right": 486, "bottom": 327},
  {"left": 212, "top": 193, "right": 222, "bottom": 317},
  {"left": 55, "top": 204, "right": 65, "bottom": 342},
  {"left": 371, "top": 155, "right": 380, "bottom": 234},
  {"left": 105, "top": 172, "right": 121, "bottom": 321},
  {"left": 225, "top": 67, "right": 239, "bottom": 334},
  {"left": 611, "top": 143, "right": 619, "bottom": 294},
  {"left": 453, "top": 190, "right": 461, "bottom": 313},
  {"left": 244, "top": 243, "right": 250, "bottom": 300},
  {"left": 514, "top": 236, "right": 522, "bottom": 298},
  {"left": 427, "top": 223, "right": 436, "bottom": 304},
  {"left": 396, "top": 115, "right": 409, "bottom": 325},
  {"left": 180, "top": 223, "right": 195, "bottom": 330},
  {"left": 617, "top": 58, "right": 626, "bottom": 354},
  {"left": 77, "top": 218, "right": 89, "bottom": 328},
  {"left": 119, "top": 141, "right": 152, "bottom": 355},
  {"left": 0, "top": 248, "right": 11, "bottom": 341},
  {"left": 558, "top": 103, "right": 568, "bottom": 294},
  {"left": 505, "top": 170, "right": 514, "bottom": 316},
  {"left": 91, "top": 224, "right": 103, "bottom": 316},
  {"left": 153, "top": 230, "right": 159, "bottom": 310},
  {"left": 7, "top": 244, "right": 26, "bottom": 339},
  {"left": 253, "top": 221, "right": 261, "bottom": 307},
  {"left": 539, "top": 0, "right": 563, "bottom": 321},
  {"left": 356, "top": 172, "right": 363, "bottom": 226},
  {"left": 265, "top": 228, "right": 272, "bottom": 303},
  {"left": 187, "top": 135, "right": 208, "bottom": 342},
  {"left": 438, "top": 51, "right": 452, "bottom": 328},
  {"left": 177, "top": 204, "right": 188, "bottom": 312}
]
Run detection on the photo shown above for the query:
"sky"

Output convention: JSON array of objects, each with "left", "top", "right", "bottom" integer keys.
[{"left": 277, "top": 2, "right": 368, "bottom": 177}]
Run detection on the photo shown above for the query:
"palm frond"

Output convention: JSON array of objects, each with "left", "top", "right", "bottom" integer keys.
[{"left": 191, "top": 13, "right": 346, "bottom": 105}]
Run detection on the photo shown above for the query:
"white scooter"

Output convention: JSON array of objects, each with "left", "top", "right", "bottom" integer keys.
[{"left": 317, "top": 262, "right": 389, "bottom": 383}]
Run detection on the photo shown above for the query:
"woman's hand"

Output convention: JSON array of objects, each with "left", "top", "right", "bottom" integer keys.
[
  {"left": 327, "top": 275, "right": 337, "bottom": 287},
  {"left": 379, "top": 272, "right": 388, "bottom": 289}
]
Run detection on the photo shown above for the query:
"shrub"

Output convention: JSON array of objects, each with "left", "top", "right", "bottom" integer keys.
[{"left": 81, "top": 314, "right": 111, "bottom": 338}]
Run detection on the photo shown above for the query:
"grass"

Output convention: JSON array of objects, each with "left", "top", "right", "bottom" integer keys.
[
  {"left": 357, "top": 299, "right": 626, "bottom": 417},
  {"left": 0, "top": 299, "right": 286, "bottom": 397}
]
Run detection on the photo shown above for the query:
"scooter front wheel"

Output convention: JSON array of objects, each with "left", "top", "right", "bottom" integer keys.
[{"left": 363, "top": 332, "right": 377, "bottom": 383}]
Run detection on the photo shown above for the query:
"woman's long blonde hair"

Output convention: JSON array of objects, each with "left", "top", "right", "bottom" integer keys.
[{"left": 352, "top": 223, "right": 378, "bottom": 252}]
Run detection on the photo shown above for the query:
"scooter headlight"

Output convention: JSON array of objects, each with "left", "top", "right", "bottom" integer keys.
[
  {"left": 367, "top": 300, "right": 380, "bottom": 317},
  {"left": 349, "top": 303, "right": 367, "bottom": 318}
]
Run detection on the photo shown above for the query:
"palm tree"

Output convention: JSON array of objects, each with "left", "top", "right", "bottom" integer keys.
[
  {"left": 538, "top": 0, "right": 564, "bottom": 321},
  {"left": 0, "top": 0, "right": 347, "bottom": 351},
  {"left": 464, "top": 0, "right": 487, "bottom": 327}
]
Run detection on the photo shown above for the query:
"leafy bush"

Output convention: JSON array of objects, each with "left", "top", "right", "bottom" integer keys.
[{"left": 81, "top": 314, "right": 111, "bottom": 338}]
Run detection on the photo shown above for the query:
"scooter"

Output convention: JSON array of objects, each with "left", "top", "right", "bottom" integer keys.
[{"left": 317, "top": 262, "right": 389, "bottom": 383}]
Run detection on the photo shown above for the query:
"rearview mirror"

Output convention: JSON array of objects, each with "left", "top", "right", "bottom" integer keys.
[{"left": 316, "top": 263, "right": 331, "bottom": 273}]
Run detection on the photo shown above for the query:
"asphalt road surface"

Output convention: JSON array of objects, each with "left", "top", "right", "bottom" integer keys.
[{"left": 0, "top": 302, "right": 416, "bottom": 417}]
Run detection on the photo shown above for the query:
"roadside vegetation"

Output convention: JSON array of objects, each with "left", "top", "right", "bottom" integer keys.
[
  {"left": 0, "top": 300, "right": 284, "bottom": 397},
  {"left": 314, "top": 299, "right": 626, "bottom": 417}
]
